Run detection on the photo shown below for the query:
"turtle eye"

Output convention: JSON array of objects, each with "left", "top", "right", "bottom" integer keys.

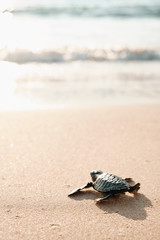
[{"left": 93, "top": 170, "right": 103, "bottom": 175}]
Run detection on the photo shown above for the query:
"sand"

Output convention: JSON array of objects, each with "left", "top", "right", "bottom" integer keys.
[{"left": 0, "top": 105, "right": 160, "bottom": 240}]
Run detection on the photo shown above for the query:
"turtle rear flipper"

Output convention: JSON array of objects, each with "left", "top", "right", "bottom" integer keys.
[
  {"left": 68, "top": 182, "right": 93, "bottom": 196},
  {"left": 125, "top": 178, "right": 133, "bottom": 183},
  {"left": 129, "top": 183, "right": 140, "bottom": 194}
]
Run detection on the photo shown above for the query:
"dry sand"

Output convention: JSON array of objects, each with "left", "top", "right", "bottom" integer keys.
[{"left": 0, "top": 105, "right": 160, "bottom": 240}]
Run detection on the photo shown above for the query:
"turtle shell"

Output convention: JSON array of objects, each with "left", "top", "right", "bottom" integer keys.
[{"left": 93, "top": 173, "right": 130, "bottom": 193}]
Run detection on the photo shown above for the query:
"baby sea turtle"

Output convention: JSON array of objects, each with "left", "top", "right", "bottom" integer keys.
[{"left": 68, "top": 170, "right": 140, "bottom": 203}]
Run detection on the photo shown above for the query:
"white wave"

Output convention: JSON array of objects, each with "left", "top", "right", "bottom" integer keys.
[
  {"left": 5, "top": 0, "right": 160, "bottom": 18},
  {"left": 1, "top": 47, "right": 160, "bottom": 63}
]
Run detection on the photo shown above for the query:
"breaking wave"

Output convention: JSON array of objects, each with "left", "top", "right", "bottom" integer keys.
[
  {"left": 7, "top": 4, "right": 160, "bottom": 18},
  {"left": 1, "top": 47, "right": 160, "bottom": 64}
]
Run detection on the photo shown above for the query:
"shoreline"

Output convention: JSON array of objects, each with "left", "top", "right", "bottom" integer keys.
[
  {"left": 0, "top": 102, "right": 160, "bottom": 113},
  {"left": 0, "top": 105, "right": 160, "bottom": 239}
]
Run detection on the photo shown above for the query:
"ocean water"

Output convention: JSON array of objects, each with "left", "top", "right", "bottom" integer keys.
[{"left": 0, "top": 0, "right": 160, "bottom": 110}]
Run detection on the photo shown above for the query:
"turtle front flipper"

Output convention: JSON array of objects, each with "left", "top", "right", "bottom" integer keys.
[{"left": 68, "top": 182, "right": 93, "bottom": 196}]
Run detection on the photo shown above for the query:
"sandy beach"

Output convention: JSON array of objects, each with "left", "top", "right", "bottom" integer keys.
[{"left": 0, "top": 105, "right": 160, "bottom": 240}]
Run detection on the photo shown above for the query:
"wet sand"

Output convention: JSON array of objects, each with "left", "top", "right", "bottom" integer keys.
[{"left": 0, "top": 105, "right": 160, "bottom": 240}]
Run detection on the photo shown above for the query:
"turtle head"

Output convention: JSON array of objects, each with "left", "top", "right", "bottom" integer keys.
[{"left": 90, "top": 170, "right": 103, "bottom": 182}]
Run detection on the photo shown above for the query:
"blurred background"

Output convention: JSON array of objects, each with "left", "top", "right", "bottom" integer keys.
[{"left": 0, "top": 0, "right": 160, "bottom": 110}]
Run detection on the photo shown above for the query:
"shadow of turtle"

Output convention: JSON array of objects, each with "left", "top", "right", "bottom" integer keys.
[
  {"left": 96, "top": 193, "right": 152, "bottom": 220},
  {"left": 69, "top": 190, "right": 152, "bottom": 220}
]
